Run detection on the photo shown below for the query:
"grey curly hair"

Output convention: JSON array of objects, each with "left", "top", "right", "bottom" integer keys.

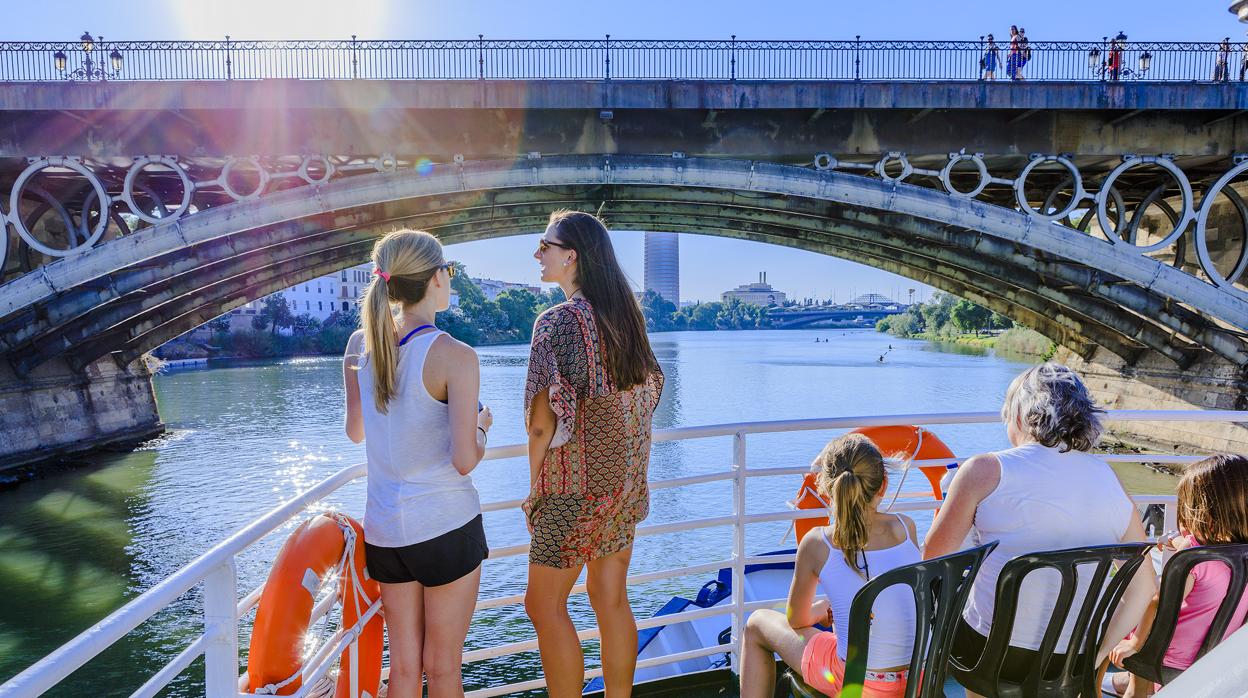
[{"left": 1001, "top": 362, "right": 1105, "bottom": 453}]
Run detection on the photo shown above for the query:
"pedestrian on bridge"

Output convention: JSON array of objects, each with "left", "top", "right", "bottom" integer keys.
[
  {"left": 1006, "top": 26, "right": 1024, "bottom": 80},
  {"left": 981, "top": 35, "right": 1002, "bottom": 80},
  {"left": 1214, "top": 37, "right": 1232, "bottom": 82}
]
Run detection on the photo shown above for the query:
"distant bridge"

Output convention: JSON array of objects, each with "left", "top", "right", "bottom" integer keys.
[
  {"left": 1, "top": 36, "right": 1246, "bottom": 465},
  {"left": 767, "top": 307, "right": 906, "bottom": 329}
]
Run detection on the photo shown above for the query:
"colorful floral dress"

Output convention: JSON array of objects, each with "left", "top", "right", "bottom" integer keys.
[{"left": 522, "top": 297, "right": 665, "bottom": 569}]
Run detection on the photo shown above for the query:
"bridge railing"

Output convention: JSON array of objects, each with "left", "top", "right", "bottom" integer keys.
[
  {"left": 0, "top": 38, "right": 1242, "bottom": 82},
  {"left": 2, "top": 409, "right": 1243, "bottom": 698}
]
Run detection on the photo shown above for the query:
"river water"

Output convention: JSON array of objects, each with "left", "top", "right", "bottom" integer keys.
[{"left": 0, "top": 329, "right": 1178, "bottom": 695}]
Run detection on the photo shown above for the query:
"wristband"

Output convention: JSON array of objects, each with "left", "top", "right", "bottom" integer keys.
[{"left": 477, "top": 426, "right": 488, "bottom": 438}]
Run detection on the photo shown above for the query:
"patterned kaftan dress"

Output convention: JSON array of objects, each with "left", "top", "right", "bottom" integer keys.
[{"left": 522, "top": 297, "right": 665, "bottom": 569}]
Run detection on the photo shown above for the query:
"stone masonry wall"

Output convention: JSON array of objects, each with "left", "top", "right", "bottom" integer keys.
[
  {"left": 1057, "top": 346, "right": 1248, "bottom": 454},
  {"left": 0, "top": 355, "right": 164, "bottom": 471}
]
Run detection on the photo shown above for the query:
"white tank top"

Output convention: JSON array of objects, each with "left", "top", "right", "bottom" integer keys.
[
  {"left": 355, "top": 330, "right": 481, "bottom": 548},
  {"left": 963, "top": 442, "right": 1134, "bottom": 651},
  {"left": 815, "top": 516, "right": 922, "bottom": 668}
]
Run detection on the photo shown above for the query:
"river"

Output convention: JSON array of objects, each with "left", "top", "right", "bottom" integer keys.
[{"left": 0, "top": 329, "right": 1178, "bottom": 695}]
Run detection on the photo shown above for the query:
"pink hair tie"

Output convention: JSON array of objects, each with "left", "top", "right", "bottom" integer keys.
[{"left": 373, "top": 268, "right": 391, "bottom": 282}]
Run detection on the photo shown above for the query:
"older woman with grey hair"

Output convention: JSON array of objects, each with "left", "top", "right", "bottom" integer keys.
[{"left": 925, "top": 363, "right": 1149, "bottom": 693}]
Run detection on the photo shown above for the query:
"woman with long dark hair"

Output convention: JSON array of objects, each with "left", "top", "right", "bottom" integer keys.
[{"left": 523, "top": 210, "right": 665, "bottom": 697}]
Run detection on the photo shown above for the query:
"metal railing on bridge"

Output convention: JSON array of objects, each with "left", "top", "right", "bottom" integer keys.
[{"left": 2, "top": 37, "right": 1246, "bottom": 82}]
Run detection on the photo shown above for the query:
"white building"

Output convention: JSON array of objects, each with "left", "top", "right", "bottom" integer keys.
[
  {"left": 231, "top": 263, "right": 460, "bottom": 330},
  {"left": 721, "top": 272, "right": 787, "bottom": 306},
  {"left": 474, "top": 277, "right": 541, "bottom": 301}
]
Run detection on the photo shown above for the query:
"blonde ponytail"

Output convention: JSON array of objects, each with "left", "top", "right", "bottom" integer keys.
[
  {"left": 813, "top": 433, "right": 887, "bottom": 578},
  {"left": 357, "top": 230, "right": 446, "bottom": 414}
]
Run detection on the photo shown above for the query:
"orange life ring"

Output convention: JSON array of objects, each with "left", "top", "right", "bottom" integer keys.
[
  {"left": 247, "top": 513, "right": 383, "bottom": 697},
  {"left": 792, "top": 425, "right": 957, "bottom": 543}
]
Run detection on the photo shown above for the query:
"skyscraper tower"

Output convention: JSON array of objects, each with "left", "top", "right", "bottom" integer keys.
[{"left": 643, "top": 232, "right": 680, "bottom": 305}]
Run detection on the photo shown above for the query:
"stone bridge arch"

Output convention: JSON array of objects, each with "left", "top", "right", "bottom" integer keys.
[{"left": 2, "top": 154, "right": 1247, "bottom": 460}]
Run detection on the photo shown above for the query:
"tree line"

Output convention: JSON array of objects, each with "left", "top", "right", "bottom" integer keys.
[{"left": 875, "top": 292, "right": 1013, "bottom": 339}]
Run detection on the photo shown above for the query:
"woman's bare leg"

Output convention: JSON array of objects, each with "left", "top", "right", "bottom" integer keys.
[
  {"left": 740, "top": 609, "right": 820, "bottom": 698},
  {"left": 421, "top": 564, "right": 483, "bottom": 698},
  {"left": 587, "top": 546, "right": 637, "bottom": 697},
  {"left": 379, "top": 581, "right": 425, "bottom": 698},
  {"left": 525, "top": 563, "right": 584, "bottom": 698}
]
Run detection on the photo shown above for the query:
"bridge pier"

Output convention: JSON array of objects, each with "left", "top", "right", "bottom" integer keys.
[
  {"left": 0, "top": 355, "right": 163, "bottom": 479},
  {"left": 1057, "top": 347, "right": 1248, "bottom": 454}
]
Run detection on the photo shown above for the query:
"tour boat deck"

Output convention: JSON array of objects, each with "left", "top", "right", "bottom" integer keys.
[{"left": 3, "top": 410, "right": 1246, "bottom": 698}]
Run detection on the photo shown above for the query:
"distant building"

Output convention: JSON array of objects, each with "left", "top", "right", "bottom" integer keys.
[
  {"left": 228, "top": 263, "right": 463, "bottom": 331},
  {"left": 474, "top": 277, "right": 541, "bottom": 301},
  {"left": 721, "top": 272, "right": 787, "bottom": 306},
  {"left": 643, "top": 232, "right": 680, "bottom": 305},
  {"left": 845, "top": 292, "right": 901, "bottom": 310}
]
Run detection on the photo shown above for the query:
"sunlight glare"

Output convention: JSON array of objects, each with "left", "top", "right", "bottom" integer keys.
[{"left": 175, "top": 0, "right": 390, "bottom": 39}]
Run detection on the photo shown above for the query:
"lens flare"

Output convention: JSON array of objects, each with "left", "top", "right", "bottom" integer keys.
[{"left": 416, "top": 158, "right": 434, "bottom": 176}]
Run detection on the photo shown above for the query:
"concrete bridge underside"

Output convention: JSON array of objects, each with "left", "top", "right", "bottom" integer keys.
[{"left": 1, "top": 155, "right": 1246, "bottom": 465}]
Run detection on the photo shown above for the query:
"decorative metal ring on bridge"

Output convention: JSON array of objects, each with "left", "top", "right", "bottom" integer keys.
[
  {"left": 1, "top": 38, "right": 1246, "bottom": 82},
  {"left": 1, "top": 152, "right": 1246, "bottom": 383}
]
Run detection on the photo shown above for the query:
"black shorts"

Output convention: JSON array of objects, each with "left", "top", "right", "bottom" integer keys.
[
  {"left": 950, "top": 618, "right": 1073, "bottom": 682},
  {"left": 365, "top": 514, "right": 488, "bottom": 587}
]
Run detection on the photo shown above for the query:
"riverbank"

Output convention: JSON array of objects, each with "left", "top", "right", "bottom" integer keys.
[{"left": 896, "top": 326, "right": 1055, "bottom": 361}]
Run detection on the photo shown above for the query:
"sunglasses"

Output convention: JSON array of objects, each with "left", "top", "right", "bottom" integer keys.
[
  {"left": 537, "top": 238, "right": 571, "bottom": 253},
  {"left": 438, "top": 262, "right": 457, "bottom": 278}
]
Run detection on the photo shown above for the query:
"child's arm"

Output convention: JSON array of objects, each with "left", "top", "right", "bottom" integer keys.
[{"left": 786, "top": 529, "right": 831, "bottom": 629}]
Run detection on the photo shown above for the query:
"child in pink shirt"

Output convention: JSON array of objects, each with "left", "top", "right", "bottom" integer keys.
[{"left": 1108, "top": 453, "right": 1248, "bottom": 697}]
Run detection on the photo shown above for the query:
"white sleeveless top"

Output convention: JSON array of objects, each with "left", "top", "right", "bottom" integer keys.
[
  {"left": 963, "top": 442, "right": 1133, "bottom": 650},
  {"left": 815, "top": 516, "right": 922, "bottom": 668},
  {"left": 355, "top": 330, "right": 481, "bottom": 548}
]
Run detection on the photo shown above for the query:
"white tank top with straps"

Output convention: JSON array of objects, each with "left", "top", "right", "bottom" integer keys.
[
  {"left": 962, "top": 442, "right": 1134, "bottom": 650},
  {"left": 815, "top": 515, "right": 922, "bottom": 668},
  {"left": 356, "top": 329, "right": 481, "bottom": 548}
]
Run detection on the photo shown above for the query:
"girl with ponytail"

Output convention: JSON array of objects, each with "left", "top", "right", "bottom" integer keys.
[
  {"left": 342, "top": 229, "right": 492, "bottom": 698},
  {"left": 740, "top": 433, "right": 921, "bottom": 698}
]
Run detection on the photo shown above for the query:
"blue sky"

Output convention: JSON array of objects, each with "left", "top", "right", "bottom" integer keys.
[{"left": 10, "top": 1, "right": 1243, "bottom": 303}]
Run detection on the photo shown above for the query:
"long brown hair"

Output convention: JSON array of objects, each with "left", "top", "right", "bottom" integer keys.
[
  {"left": 1177, "top": 453, "right": 1248, "bottom": 545},
  {"left": 359, "top": 230, "right": 444, "bottom": 414},
  {"left": 547, "top": 210, "right": 657, "bottom": 390},
  {"left": 813, "top": 433, "right": 887, "bottom": 579}
]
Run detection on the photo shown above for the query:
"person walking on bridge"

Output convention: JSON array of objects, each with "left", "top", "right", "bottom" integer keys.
[
  {"left": 981, "top": 35, "right": 1002, "bottom": 80},
  {"left": 1006, "top": 25, "right": 1024, "bottom": 80},
  {"left": 524, "top": 210, "right": 665, "bottom": 698},
  {"left": 1214, "top": 37, "right": 1232, "bottom": 82}
]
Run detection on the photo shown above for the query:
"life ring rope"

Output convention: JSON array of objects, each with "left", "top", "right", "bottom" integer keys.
[{"left": 253, "top": 512, "right": 375, "bottom": 696}]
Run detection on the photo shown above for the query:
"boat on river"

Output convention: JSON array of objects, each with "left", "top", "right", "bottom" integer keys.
[{"left": 3, "top": 411, "right": 1246, "bottom": 698}]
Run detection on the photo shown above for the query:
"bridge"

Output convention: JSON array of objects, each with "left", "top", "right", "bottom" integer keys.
[
  {"left": 767, "top": 307, "right": 905, "bottom": 329},
  {"left": 1, "top": 38, "right": 1247, "bottom": 467}
]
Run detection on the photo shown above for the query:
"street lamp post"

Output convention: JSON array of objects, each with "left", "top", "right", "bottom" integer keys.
[{"left": 52, "top": 32, "right": 123, "bottom": 81}]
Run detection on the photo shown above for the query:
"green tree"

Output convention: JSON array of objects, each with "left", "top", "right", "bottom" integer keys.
[
  {"left": 690, "top": 302, "right": 722, "bottom": 330},
  {"left": 496, "top": 289, "right": 543, "bottom": 342},
  {"left": 206, "top": 315, "right": 232, "bottom": 334},
  {"left": 990, "top": 311, "right": 1014, "bottom": 331},
  {"left": 258, "top": 295, "right": 295, "bottom": 336},
  {"left": 436, "top": 307, "right": 480, "bottom": 345},
  {"left": 291, "top": 314, "right": 322, "bottom": 337},
  {"left": 641, "top": 290, "right": 678, "bottom": 331},
  {"left": 920, "top": 292, "right": 956, "bottom": 333},
  {"left": 950, "top": 299, "right": 993, "bottom": 336}
]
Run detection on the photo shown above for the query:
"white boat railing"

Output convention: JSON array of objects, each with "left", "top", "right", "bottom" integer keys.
[{"left": 2, "top": 409, "right": 1243, "bottom": 698}]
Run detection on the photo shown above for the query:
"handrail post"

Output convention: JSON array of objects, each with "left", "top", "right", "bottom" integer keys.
[
  {"left": 730, "top": 431, "right": 747, "bottom": 662},
  {"left": 605, "top": 34, "right": 611, "bottom": 81},
  {"left": 351, "top": 34, "right": 358, "bottom": 79},
  {"left": 854, "top": 35, "right": 861, "bottom": 81},
  {"left": 730, "top": 34, "right": 736, "bottom": 81},
  {"left": 478, "top": 34, "right": 485, "bottom": 80},
  {"left": 225, "top": 35, "right": 232, "bottom": 81},
  {"left": 203, "top": 559, "right": 239, "bottom": 697}
]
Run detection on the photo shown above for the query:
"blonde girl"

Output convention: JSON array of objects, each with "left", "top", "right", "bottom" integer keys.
[
  {"left": 343, "top": 230, "right": 493, "bottom": 698},
  {"left": 739, "top": 433, "right": 921, "bottom": 698}
]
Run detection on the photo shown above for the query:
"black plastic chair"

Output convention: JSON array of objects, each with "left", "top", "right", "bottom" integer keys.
[
  {"left": 1122, "top": 543, "right": 1248, "bottom": 686},
  {"left": 948, "top": 542, "right": 1153, "bottom": 698},
  {"left": 785, "top": 541, "right": 998, "bottom": 698}
]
